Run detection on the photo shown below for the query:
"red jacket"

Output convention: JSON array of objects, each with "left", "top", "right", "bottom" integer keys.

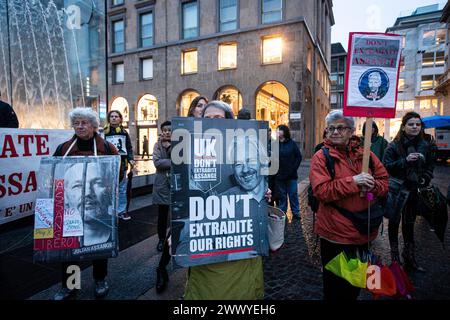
[{"left": 309, "top": 137, "right": 389, "bottom": 244}]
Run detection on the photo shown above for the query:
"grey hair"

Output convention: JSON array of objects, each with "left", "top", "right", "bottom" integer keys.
[
  {"left": 69, "top": 107, "right": 100, "bottom": 128},
  {"left": 202, "top": 100, "right": 235, "bottom": 119},
  {"left": 369, "top": 71, "right": 381, "bottom": 81},
  {"left": 325, "top": 110, "right": 355, "bottom": 128}
]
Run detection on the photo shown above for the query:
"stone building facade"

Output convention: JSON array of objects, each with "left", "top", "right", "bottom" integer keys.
[{"left": 107, "top": 0, "right": 334, "bottom": 158}]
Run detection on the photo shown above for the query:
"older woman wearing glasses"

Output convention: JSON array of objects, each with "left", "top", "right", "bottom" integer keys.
[{"left": 309, "top": 110, "right": 389, "bottom": 300}]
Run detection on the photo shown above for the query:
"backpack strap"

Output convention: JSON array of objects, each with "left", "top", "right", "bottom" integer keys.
[
  {"left": 321, "top": 147, "right": 335, "bottom": 179},
  {"left": 104, "top": 140, "right": 112, "bottom": 154}
]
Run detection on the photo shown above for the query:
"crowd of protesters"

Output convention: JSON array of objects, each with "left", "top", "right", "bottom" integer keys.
[{"left": 30, "top": 98, "right": 445, "bottom": 301}]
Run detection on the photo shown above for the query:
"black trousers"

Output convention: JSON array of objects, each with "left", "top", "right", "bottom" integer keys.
[
  {"left": 320, "top": 238, "right": 367, "bottom": 300},
  {"left": 388, "top": 193, "right": 417, "bottom": 245},
  {"left": 158, "top": 232, "right": 171, "bottom": 269},
  {"left": 157, "top": 204, "right": 169, "bottom": 241},
  {"left": 61, "top": 259, "right": 108, "bottom": 289}
]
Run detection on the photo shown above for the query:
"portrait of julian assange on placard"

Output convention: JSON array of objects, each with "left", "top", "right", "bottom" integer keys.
[
  {"left": 170, "top": 117, "right": 270, "bottom": 268},
  {"left": 33, "top": 156, "right": 120, "bottom": 262}
]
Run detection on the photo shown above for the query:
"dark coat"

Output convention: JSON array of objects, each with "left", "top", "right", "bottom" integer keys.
[
  {"left": 360, "top": 135, "right": 389, "bottom": 162},
  {"left": 152, "top": 140, "right": 171, "bottom": 205},
  {"left": 104, "top": 124, "right": 134, "bottom": 179},
  {"left": 0, "top": 100, "right": 19, "bottom": 128},
  {"left": 383, "top": 136, "right": 434, "bottom": 191},
  {"left": 275, "top": 138, "right": 302, "bottom": 181}
]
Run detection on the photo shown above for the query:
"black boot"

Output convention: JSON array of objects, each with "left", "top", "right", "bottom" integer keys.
[
  {"left": 402, "top": 243, "right": 425, "bottom": 273},
  {"left": 156, "top": 267, "right": 169, "bottom": 294}
]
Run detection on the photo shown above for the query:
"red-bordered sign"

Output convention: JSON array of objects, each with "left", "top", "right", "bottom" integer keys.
[{"left": 343, "top": 32, "right": 402, "bottom": 118}]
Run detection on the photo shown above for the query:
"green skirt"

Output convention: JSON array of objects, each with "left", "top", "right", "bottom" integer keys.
[{"left": 184, "top": 257, "right": 264, "bottom": 300}]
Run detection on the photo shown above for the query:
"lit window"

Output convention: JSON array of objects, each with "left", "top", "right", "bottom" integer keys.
[
  {"left": 180, "top": 90, "right": 200, "bottom": 116},
  {"left": 111, "top": 97, "right": 129, "bottom": 122},
  {"left": 137, "top": 94, "right": 158, "bottom": 122},
  {"left": 436, "top": 51, "right": 445, "bottom": 67},
  {"left": 306, "top": 45, "right": 312, "bottom": 71},
  {"left": 181, "top": 49, "right": 198, "bottom": 74},
  {"left": 420, "top": 99, "right": 431, "bottom": 110},
  {"left": 114, "top": 63, "right": 124, "bottom": 83},
  {"left": 262, "top": 36, "right": 282, "bottom": 64},
  {"left": 112, "top": 0, "right": 124, "bottom": 6},
  {"left": 403, "top": 100, "right": 414, "bottom": 111},
  {"left": 421, "top": 75, "right": 434, "bottom": 90},
  {"left": 436, "top": 29, "right": 446, "bottom": 45},
  {"left": 398, "top": 78, "right": 405, "bottom": 91},
  {"left": 219, "top": 0, "right": 237, "bottom": 32},
  {"left": 216, "top": 86, "right": 242, "bottom": 115},
  {"left": 141, "top": 58, "right": 153, "bottom": 80},
  {"left": 400, "top": 57, "right": 405, "bottom": 72},
  {"left": 218, "top": 43, "right": 237, "bottom": 70},
  {"left": 262, "top": 0, "right": 282, "bottom": 24},
  {"left": 422, "top": 52, "right": 434, "bottom": 68},
  {"left": 140, "top": 12, "right": 153, "bottom": 47},
  {"left": 182, "top": 1, "right": 198, "bottom": 39},
  {"left": 113, "top": 20, "right": 124, "bottom": 53}
]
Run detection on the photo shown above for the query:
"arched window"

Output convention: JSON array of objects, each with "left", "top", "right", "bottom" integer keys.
[
  {"left": 255, "top": 81, "right": 289, "bottom": 134},
  {"left": 137, "top": 94, "right": 158, "bottom": 123},
  {"left": 214, "top": 85, "right": 242, "bottom": 116},
  {"left": 178, "top": 89, "right": 200, "bottom": 116},
  {"left": 110, "top": 97, "right": 130, "bottom": 123}
]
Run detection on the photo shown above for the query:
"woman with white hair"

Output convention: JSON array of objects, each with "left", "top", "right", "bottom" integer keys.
[
  {"left": 183, "top": 101, "right": 271, "bottom": 300},
  {"left": 309, "top": 110, "right": 389, "bottom": 300},
  {"left": 52, "top": 107, "right": 119, "bottom": 300}
]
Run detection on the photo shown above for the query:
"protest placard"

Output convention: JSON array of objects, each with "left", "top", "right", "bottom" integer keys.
[
  {"left": 171, "top": 118, "right": 270, "bottom": 267},
  {"left": 33, "top": 156, "right": 120, "bottom": 262}
]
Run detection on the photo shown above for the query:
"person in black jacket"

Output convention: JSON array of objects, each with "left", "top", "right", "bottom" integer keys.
[
  {"left": 275, "top": 125, "right": 302, "bottom": 219},
  {"left": 383, "top": 112, "right": 434, "bottom": 272},
  {"left": 104, "top": 110, "right": 135, "bottom": 220},
  {"left": 0, "top": 94, "right": 19, "bottom": 128}
]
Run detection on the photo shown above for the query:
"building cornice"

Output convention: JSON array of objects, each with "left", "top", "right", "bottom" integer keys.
[
  {"left": 135, "top": 0, "right": 156, "bottom": 10},
  {"left": 108, "top": 7, "right": 126, "bottom": 17}
]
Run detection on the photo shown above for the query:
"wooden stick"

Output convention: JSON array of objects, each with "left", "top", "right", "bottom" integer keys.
[
  {"left": 361, "top": 117, "right": 373, "bottom": 197},
  {"left": 362, "top": 117, "right": 373, "bottom": 173}
]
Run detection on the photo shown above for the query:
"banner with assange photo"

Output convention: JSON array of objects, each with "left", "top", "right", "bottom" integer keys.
[
  {"left": 344, "top": 32, "right": 402, "bottom": 118},
  {"left": 170, "top": 117, "right": 270, "bottom": 267},
  {"left": 33, "top": 156, "right": 121, "bottom": 262}
]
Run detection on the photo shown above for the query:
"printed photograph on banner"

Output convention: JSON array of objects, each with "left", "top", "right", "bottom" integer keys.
[
  {"left": 33, "top": 156, "right": 121, "bottom": 263},
  {"left": 344, "top": 32, "right": 402, "bottom": 118},
  {"left": 34, "top": 198, "right": 54, "bottom": 239},
  {"left": 105, "top": 135, "right": 127, "bottom": 155},
  {"left": 170, "top": 118, "right": 270, "bottom": 268}
]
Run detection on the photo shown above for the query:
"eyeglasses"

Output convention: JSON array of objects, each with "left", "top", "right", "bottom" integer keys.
[
  {"left": 326, "top": 126, "right": 352, "bottom": 134},
  {"left": 73, "top": 120, "right": 91, "bottom": 127}
]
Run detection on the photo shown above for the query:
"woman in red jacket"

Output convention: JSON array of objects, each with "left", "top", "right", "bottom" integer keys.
[{"left": 309, "top": 110, "right": 389, "bottom": 300}]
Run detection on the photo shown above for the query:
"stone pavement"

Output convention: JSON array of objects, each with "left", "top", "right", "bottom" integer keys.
[
  {"left": 263, "top": 164, "right": 450, "bottom": 300},
  {"left": 4, "top": 162, "right": 450, "bottom": 300}
]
